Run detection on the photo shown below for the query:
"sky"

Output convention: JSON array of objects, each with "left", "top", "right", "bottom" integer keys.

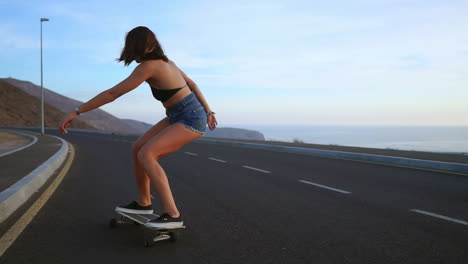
[{"left": 1, "top": 0, "right": 467, "bottom": 127}]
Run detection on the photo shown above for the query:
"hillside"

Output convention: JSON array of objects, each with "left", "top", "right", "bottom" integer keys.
[
  {"left": 204, "top": 127, "right": 265, "bottom": 140},
  {"left": 1, "top": 77, "right": 265, "bottom": 140},
  {"left": 119, "top": 120, "right": 265, "bottom": 141},
  {"left": 122, "top": 119, "right": 153, "bottom": 134},
  {"left": 0, "top": 79, "right": 95, "bottom": 130},
  {"left": 1, "top": 78, "right": 140, "bottom": 134}
]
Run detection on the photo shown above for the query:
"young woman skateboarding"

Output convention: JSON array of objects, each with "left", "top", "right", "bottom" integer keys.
[{"left": 59, "top": 26, "right": 217, "bottom": 228}]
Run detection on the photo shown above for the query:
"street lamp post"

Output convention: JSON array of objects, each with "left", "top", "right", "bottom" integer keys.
[{"left": 40, "top": 18, "right": 49, "bottom": 135}]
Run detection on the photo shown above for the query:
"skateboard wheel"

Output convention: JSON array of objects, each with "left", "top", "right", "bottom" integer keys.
[
  {"left": 169, "top": 232, "right": 177, "bottom": 242},
  {"left": 109, "top": 218, "right": 117, "bottom": 229},
  {"left": 144, "top": 240, "right": 155, "bottom": 247}
]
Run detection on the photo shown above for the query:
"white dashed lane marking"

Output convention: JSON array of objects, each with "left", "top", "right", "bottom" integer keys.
[
  {"left": 410, "top": 209, "right": 468, "bottom": 226},
  {"left": 208, "top": 157, "right": 227, "bottom": 163},
  {"left": 242, "top": 166, "right": 271, "bottom": 174},
  {"left": 298, "top": 180, "right": 352, "bottom": 194},
  {"left": 184, "top": 149, "right": 468, "bottom": 229}
]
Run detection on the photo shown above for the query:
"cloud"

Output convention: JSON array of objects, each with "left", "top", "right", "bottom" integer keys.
[
  {"left": 2, "top": 0, "right": 467, "bottom": 126},
  {"left": 0, "top": 24, "right": 38, "bottom": 49},
  {"left": 39, "top": 2, "right": 94, "bottom": 24},
  {"left": 156, "top": 0, "right": 468, "bottom": 96}
]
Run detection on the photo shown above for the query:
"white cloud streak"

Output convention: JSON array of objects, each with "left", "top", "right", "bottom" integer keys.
[
  {"left": 2, "top": 0, "right": 467, "bottom": 126},
  {"left": 0, "top": 24, "right": 38, "bottom": 49},
  {"left": 162, "top": 0, "right": 468, "bottom": 94}
]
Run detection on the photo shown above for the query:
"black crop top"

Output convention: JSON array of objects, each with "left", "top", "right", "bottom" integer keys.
[{"left": 150, "top": 84, "right": 187, "bottom": 102}]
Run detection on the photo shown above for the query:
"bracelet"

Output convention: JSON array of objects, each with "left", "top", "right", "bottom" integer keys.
[
  {"left": 207, "top": 111, "right": 215, "bottom": 116},
  {"left": 75, "top": 105, "right": 81, "bottom": 116}
]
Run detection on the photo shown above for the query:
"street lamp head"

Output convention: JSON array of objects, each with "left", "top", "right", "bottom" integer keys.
[{"left": 40, "top": 18, "right": 49, "bottom": 22}]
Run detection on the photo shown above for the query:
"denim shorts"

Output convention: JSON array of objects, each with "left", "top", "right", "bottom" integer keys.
[{"left": 166, "top": 93, "right": 207, "bottom": 134}]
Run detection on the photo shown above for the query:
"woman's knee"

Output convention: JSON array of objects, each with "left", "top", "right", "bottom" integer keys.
[
  {"left": 132, "top": 141, "right": 144, "bottom": 157},
  {"left": 137, "top": 145, "right": 168, "bottom": 165},
  {"left": 137, "top": 147, "right": 158, "bottom": 165}
]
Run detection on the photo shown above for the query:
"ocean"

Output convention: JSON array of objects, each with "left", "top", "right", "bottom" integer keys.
[{"left": 235, "top": 125, "right": 468, "bottom": 154}]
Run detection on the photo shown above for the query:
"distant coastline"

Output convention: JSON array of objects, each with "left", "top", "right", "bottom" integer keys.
[{"left": 227, "top": 125, "right": 468, "bottom": 153}]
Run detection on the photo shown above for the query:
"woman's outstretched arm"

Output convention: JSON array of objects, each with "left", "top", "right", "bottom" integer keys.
[{"left": 59, "top": 63, "right": 153, "bottom": 134}]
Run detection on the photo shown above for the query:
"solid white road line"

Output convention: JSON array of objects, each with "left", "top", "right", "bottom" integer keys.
[
  {"left": 242, "top": 166, "right": 271, "bottom": 174},
  {"left": 298, "top": 180, "right": 352, "bottom": 194},
  {"left": 0, "top": 132, "right": 38, "bottom": 158},
  {"left": 208, "top": 157, "right": 227, "bottom": 163},
  {"left": 184, "top": 152, "right": 198, "bottom": 156},
  {"left": 0, "top": 143, "right": 75, "bottom": 257},
  {"left": 410, "top": 209, "right": 468, "bottom": 226}
]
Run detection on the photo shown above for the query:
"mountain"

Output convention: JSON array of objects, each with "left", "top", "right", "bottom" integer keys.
[
  {"left": 1, "top": 78, "right": 139, "bottom": 134},
  {"left": 0, "top": 79, "right": 95, "bottom": 130},
  {"left": 121, "top": 119, "right": 153, "bottom": 134},
  {"left": 204, "top": 127, "right": 265, "bottom": 140},
  {"left": 120, "top": 120, "right": 266, "bottom": 140},
  {"left": 1, "top": 77, "right": 265, "bottom": 140},
  {"left": 120, "top": 119, "right": 265, "bottom": 140}
]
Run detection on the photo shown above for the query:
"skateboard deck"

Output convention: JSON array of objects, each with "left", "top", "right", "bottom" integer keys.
[
  {"left": 110, "top": 211, "right": 185, "bottom": 247},
  {"left": 115, "top": 211, "right": 186, "bottom": 230}
]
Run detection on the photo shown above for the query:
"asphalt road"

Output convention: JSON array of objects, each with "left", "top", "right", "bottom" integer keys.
[{"left": 2, "top": 131, "right": 468, "bottom": 263}]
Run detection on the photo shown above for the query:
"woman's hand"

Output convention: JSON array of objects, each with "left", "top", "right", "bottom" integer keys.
[
  {"left": 207, "top": 113, "right": 217, "bottom": 131},
  {"left": 59, "top": 111, "right": 78, "bottom": 134}
]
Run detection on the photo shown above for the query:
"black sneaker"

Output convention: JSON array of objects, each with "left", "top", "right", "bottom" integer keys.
[
  {"left": 145, "top": 213, "right": 184, "bottom": 229},
  {"left": 115, "top": 201, "right": 153, "bottom": 214}
]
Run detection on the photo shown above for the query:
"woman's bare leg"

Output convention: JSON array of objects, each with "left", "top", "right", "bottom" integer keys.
[
  {"left": 137, "top": 123, "right": 203, "bottom": 217},
  {"left": 132, "top": 118, "right": 170, "bottom": 206}
]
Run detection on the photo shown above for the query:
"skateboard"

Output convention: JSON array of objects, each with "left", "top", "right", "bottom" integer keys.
[{"left": 109, "top": 211, "right": 185, "bottom": 247}]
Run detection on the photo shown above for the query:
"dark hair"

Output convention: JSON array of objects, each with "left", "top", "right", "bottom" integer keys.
[{"left": 117, "top": 26, "right": 169, "bottom": 66}]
